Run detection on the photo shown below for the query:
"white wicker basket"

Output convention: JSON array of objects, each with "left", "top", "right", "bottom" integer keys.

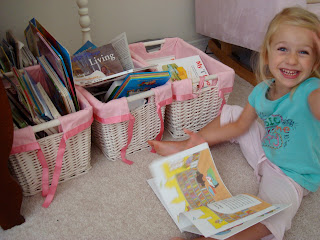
[
  {"left": 92, "top": 95, "right": 165, "bottom": 161},
  {"left": 165, "top": 84, "right": 230, "bottom": 138},
  {"left": 8, "top": 127, "right": 92, "bottom": 196}
]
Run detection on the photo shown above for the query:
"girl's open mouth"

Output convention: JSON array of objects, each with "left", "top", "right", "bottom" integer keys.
[{"left": 280, "top": 68, "right": 300, "bottom": 78}]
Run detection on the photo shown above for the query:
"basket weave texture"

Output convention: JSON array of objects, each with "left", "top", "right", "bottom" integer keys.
[
  {"left": 165, "top": 85, "right": 229, "bottom": 138},
  {"left": 8, "top": 127, "right": 92, "bottom": 196},
  {"left": 92, "top": 95, "right": 165, "bottom": 161}
]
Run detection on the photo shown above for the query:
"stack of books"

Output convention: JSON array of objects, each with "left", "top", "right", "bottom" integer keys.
[{"left": 1, "top": 18, "right": 79, "bottom": 137}]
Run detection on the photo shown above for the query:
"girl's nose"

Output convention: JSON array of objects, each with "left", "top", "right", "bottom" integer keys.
[{"left": 286, "top": 53, "right": 298, "bottom": 65}]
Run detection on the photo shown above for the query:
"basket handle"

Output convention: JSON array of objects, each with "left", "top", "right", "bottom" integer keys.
[
  {"left": 143, "top": 39, "right": 165, "bottom": 47},
  {"left": 32, "top": 119, "right": 60, "bottom": 133},
  {"left": 192, "top": 74, "right": 217, "bottom": 85}
]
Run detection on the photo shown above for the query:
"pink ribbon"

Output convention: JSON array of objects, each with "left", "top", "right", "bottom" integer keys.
[{"left": 42, "top": 117, "right": 93, "bottom": 208}]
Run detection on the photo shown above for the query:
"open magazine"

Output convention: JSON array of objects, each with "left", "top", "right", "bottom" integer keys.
[{"left": 148, "top": 143, "right": 290, "bottom": 239}]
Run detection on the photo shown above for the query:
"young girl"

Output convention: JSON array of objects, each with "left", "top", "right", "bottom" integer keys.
[{"left": 148, "top": 7, "right": 320, "bottom": 240}]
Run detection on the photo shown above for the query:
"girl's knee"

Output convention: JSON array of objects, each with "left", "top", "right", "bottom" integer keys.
[{"left": 220, "top": 105, "right": 244, "bottom": 125}]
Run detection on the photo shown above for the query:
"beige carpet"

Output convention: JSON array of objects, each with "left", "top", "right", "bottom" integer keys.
[{"left": 1, "top": 74, "right": 319, "bottom": 240}]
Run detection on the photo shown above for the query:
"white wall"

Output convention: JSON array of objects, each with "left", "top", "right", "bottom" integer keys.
[{"left": 0, "top": 0, "right": 206, "bottom": 55}]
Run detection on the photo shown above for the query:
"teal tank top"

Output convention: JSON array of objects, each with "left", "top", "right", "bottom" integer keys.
[{"left": 248, "top": 77, "right": 320, "bottom": 192}]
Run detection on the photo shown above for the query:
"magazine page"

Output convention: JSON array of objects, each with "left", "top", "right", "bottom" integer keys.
[
  {"left": 109, "top": 32, "right": 134, "bottom": 71},
  {"left": 149, "top": 143, "right": 232, "bottom": 231},
  {"left": 180, "top": 194, "right": 289, "bottom": 238}
]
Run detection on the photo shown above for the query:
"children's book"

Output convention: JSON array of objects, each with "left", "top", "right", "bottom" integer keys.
[
  {"left": 73, "top": 40, "right": 97, "bottom": 55},
  {"left": 147, "top": 55, "right": 209, "bottom": 81},
  {"left": 36, "top": 82, "right": 61, "bottom": 119},
  {"left": 0, "top": 45, "right": 12, "bottom": 72},
  {"left": 112, "top": 71, "right": 171, "bottom": 99},
  {"left": 103, "top": 79, "right": 124, "bottom": 102},
  {"left": 38, "top": 55, "right": 75, "bottom": 115},
  {"left": 2, "top": 39, "right": 17, "bottom": 67},
  {"left": 6, "top": 30, "right": 23, "bottom": 69},
  {"left": 28, "top": 18, "right": 80, "bottom": 111},
  {"left": 148, "top": 143, "right": 289, "bottom": 239},
  {"left": 36, "top": 32, "right": 67, "bottom": 88}
]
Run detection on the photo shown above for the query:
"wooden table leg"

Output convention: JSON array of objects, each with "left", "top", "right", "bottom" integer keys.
[
  {"left": 208, "top": 39, "right": 258, "bottom": 86},
  {"left": 0, "top": 79, "right": 25, "bottom": 230}
]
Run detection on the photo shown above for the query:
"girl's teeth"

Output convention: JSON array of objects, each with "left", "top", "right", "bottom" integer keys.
[{"left": 282, "top": 69, "right": 298, "bottom": 75}]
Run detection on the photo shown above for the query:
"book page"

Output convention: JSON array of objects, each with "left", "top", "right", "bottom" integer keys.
[
  {"left": 149, "top": 143, "right": 232, "bottom": 230},
  {"left": 208, "top": 194, "right": 263, "bottom": 214},
  {"left": 208, "top": 204, "right": 289, "bottom": 239},
  {"left": 180, "top": 194, "right": 281, "bottom": 238}
]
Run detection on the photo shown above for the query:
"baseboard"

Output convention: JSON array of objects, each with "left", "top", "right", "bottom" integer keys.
[{"left": 187, "top": 37, "right": 210, "bottom": 51}]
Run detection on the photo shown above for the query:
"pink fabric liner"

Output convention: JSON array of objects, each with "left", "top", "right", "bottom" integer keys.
[
  {"left": 10, "top": 67, "right": 93, "bottom": 208},
  {"left": 76, "top": 82, "right": 173, "bottom": 164}
]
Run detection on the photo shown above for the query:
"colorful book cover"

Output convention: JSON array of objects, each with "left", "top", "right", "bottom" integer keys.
[
  {"left": 73, "top": 40, "right": 97, "bottom": 55},
  {"left": 29, "top": 18, "right": 79, "bottom": 111},
  {"left": 36, "top": 32, "right": 67, "bottom": 87},
  {"left": 1, "top": 39, "right": 16, "bottom": 67},
  {"left": 112, "top": 71, "right": 171, "bottom": 99},
  {"left": 37, "top": 56, "right": 72, "bottom": 116}
]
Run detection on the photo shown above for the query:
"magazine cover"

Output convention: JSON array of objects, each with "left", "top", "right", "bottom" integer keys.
[{"left": 71, "top": 43, "right": 124, "bottom": 78}]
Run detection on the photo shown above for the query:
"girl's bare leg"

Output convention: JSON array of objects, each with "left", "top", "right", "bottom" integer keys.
[
  {"left": 148, "top": 129, "right": 206, "bottom": 156},
  {"left": 148, "top": 116, "right": 222, "bottom": 156}
]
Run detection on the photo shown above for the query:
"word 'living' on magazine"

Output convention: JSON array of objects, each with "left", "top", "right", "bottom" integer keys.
[
  {"left": 71, "top": 32, "right": 136, "bottom": 87},
  {"left": 148, "top": 143, "right": 289, "bottom": 239}
]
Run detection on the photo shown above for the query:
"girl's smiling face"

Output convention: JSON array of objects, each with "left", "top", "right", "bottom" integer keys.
[{"left": 267, "top": 24, "right": 317, "bottom": 95}]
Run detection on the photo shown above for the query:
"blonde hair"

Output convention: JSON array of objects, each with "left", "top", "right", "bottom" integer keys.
[{"left": 255, "top": 7, "right": 320, "bottom": 85}]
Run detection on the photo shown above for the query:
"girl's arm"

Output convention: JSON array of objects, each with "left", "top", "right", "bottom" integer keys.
[
  {"left": 308, "top": 88, "right": 320, "bottom": 120},
  {"left": 198, "top": 103, "right": 258, "bottom": 146}
]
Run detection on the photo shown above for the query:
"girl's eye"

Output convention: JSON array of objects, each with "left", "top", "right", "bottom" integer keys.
[
  {"left": 299, "top": 50, "right": 309, "bottom": 55},
  {"left": 277, "top": 47, "right": 287, "bottom": 52}
]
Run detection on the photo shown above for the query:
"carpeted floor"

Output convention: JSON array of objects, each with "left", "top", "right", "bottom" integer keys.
[{"left": 1, "top": 71, "right": 319, "bottom": 240}]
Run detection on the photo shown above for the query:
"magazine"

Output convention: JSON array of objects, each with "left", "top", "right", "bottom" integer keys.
[
  {"left": 148, "top": 143, "right": 289, "bottom": 239},
  {"left": 72, "top": 32, "right": 137, "bottom": 87}
]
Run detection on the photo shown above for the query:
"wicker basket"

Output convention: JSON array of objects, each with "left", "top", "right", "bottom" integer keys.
[
  {"left": 165, "top": 84, "right": 230, "bottom": 138},
  {"left": 92, "top": 95, "right": 165, "bottom": 161},
  {"left": 129, "top": 38, "right": 234, "bottom": 139},
  {"left": 8, "top": 127, "right": 92, "bottom": 196}
]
